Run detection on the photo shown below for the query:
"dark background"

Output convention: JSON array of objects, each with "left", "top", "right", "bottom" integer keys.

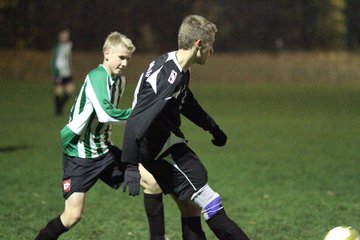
[{"left": 1, "top": 0, "right": 360, "bottom": 52}]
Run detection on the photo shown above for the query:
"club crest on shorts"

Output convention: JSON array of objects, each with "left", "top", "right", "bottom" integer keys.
[
  {"left": 63, "top": 179, "right": 71, "bottom": 192},
  {"left": 168, "top": 70, "right": 177, "bottom": 84}
]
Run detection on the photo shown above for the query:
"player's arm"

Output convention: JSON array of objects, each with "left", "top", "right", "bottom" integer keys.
[
  {"left": 181, "top": 88, "right": 227, "bottom": 146},
  {"left": 180, "top": 88, "right": 216, "bottom": 130},
  {"left": 86, "top": 73, "right": 131, "bottom": 123},
  {"left": 50, "top": 45, "right": 59, "bottom": 76}
]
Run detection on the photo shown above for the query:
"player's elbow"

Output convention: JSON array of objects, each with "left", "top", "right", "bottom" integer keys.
[{"left": 97, "top": 114, "right": 116, "bottom": 123}]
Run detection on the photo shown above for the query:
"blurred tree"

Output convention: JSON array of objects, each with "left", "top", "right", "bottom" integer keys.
[
  {"left": 346, "top": 0, "right": 360, "bottom": 49},
  {"left": 0, "top": 0, "right": 16, "bottom": 48},
  {"left": 0, "top": 0, "right": 353, "bottom": 51},
  {"left": 0, "top": 0, "right": 35, "bottom": 49},
  {"left": 313, "top": 0, "right": 347, "bottom": 49}
]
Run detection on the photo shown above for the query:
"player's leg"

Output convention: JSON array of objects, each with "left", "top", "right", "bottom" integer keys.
[
  {"left": 64, "top": 79, "right": 75, "bottom": 96},
  {"left": 61, "top": 80, "right": 75, "bottom": 111},
  {"left": 35, "top": 153, "right": 109, "bottom": 239},
  {"left": 190, "top": 184, "right": 250, "bottom": 240},
  {"left": 61, "top": 192, "right": 86, "bottom": 228},
  {"left": 140, "top": 164, "right": 166, "bottom": 240},
  {"left": 140, "top": 162, "right": 207, "bottom": 240},
  {"left": 156, "top": 143, "right": 250, "bottom": 240},
  {"left": 141, "top": 145, "right": 208, "bottom": 240},
  {"left": 99, "top": 148, "right": 166, "bottom": 240},
  {"left": 172, "top": 196, "right": 206, "bottom": 240},
  {"left": 54, "top": 79, "right": 64, "bottom": 115},
  {"left": 34, "top": 192, "right": 86, "bottom": 240}
]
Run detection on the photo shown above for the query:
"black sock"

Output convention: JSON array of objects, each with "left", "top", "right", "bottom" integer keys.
[
  {"left": 206, "top": 209, "right": 250, "bottom": 240},
  {"left": 144, "top": 193, "right": 165, "bottom": 240},
  {"left": 61, "top": 94, "right": 69, "bottom": 108},
  {"left": 181, "top": 216, "right": 207, "bottom": 240},
  {"left": 58, "top": 94, "right": 70, "bottom": 114},
  {"left": 35, "top": 215, "right": 68, "bottom": 240},
  {"left": 55, "top": 96, "right": 62, "bottom": 115}
]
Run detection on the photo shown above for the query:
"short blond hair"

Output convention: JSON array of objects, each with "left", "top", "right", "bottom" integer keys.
[
  {"left": 178, "top": 15, "right": 217, "bottom": 50},
  {"left": 103, "top": 32, "right": 136, "bottom": 53}
]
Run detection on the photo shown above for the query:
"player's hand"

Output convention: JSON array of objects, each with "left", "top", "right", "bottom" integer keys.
[
  {"left": 123, "top": 163, "right": 140, "bottom": 196},
  {"left": 210, "top": 126, "right": 227, "bottom": 147}
]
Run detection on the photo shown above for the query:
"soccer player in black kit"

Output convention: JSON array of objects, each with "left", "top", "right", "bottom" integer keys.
[{"left": 121, "top": 15, "right": 251, "bottom": 240}]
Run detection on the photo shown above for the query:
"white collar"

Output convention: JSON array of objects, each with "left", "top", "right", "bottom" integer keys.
[{"left": 168, "top": 51, "right": 183, "bottom": 72}]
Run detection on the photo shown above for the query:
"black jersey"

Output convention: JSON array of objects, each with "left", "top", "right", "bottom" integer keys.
[{"left": 122, "top": 51, "right": 218, "bottom": 164}]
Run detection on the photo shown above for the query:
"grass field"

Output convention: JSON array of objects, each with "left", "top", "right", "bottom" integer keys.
[{"left": 0, "top": 52, "right": 359, "bottom": 239}]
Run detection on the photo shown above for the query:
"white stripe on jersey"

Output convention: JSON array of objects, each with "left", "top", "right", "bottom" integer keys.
[
  {"left": 146, "top": 66, "right": 163, "bottom": 94},
  {"left": 132, "top": 73, "right": 143, "bottom": 108},
  {"left": 68, "top": 77, "right": 93, "bottom": 135},
  {"left": 86, "top": 78, "right": 120, "bottom": 123}
]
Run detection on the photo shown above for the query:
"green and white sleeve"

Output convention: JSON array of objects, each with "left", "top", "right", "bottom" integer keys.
[{"left": 86, "top": 71, "right": 131, "bottom": 123}]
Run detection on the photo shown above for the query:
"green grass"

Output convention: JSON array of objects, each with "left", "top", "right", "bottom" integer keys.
[{"left": 0, "top": 79, "right": 359, "bottom": 239}]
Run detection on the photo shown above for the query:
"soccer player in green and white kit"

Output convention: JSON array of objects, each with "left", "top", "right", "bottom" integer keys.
[
  {"left": 35, "top": 32, "right": 136, "bottom": 239},
  {"left": 51, "top": 29, "right": 75, "bottom": 116}
]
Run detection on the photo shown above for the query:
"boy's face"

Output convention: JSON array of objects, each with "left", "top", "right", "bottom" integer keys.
[
  {"left": 103, "top": 44, "right": 132, "bottom": 76},
  {"left": 59, "top": 31, "right": 70, "bottom": 42},
  {"left": 195, "top": 32, "right": 215, "bottom": 65}
]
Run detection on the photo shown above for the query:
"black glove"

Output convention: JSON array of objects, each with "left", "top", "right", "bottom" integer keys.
[
  {"left": 210, "top": 126, "right": 227, "bottom": 147},
  {"left": 122, "top": 163, "right": 140, "bottom": 196}
]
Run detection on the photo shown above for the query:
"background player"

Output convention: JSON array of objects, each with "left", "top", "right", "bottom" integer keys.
[
  {"left": 51, "top": 29, "right": 75, "bottom": 116},
  {"left": 122, "top": 15, "right": 251, "bottom": 240}
]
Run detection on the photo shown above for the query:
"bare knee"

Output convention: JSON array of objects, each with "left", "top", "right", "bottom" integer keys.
[
  {"left": 173, "top": 197, "right": 201, "bottom": 217},
  {"left": 139, "top": 165, "right": 162, "bottom": 194},
  {"left": 141, "top": 175, "right": 162, "bottom": 194},
  {"left": 65, "top": 82, "right": 75, "bottom": 95},
  {"left": 61, "top": 192, "right": 85, "bottom": 228},
  {"left": 55, "top": 85, "right": 64, "bottom": 96},
  {"left": 61, "top": 208, "right": 82, "bottom": 228}
]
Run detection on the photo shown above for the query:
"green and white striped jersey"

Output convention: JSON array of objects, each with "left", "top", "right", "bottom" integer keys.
[{"left": 60, "top": 64, "right": 131, "bottom": 158}]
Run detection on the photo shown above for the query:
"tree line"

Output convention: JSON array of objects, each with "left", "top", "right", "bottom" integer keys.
[{"left": 1, "top": 0, "right": 360, "bottom": 52}]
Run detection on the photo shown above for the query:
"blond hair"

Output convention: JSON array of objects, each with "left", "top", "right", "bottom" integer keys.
[
  {"left": 178, "top": 15, "right": 217, "bottom": 50},
  {"left": 103, "top": 32, "right": 136, "bottom": 53}
]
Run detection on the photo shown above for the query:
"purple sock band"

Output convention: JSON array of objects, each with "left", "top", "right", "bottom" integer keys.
[{"left": 204, "top": 196, "right": 223, "bottom": 219}]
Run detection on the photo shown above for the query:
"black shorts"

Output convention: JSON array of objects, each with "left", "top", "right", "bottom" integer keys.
[
  {"left": 140, "top": 143, "right": 208, "bottom": 201},
  {"left": 62, "top": 146, "right": 125, "bottom": 199},
  {"left": 54, "top": 75, "right": 73, "bottom": 85}
]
